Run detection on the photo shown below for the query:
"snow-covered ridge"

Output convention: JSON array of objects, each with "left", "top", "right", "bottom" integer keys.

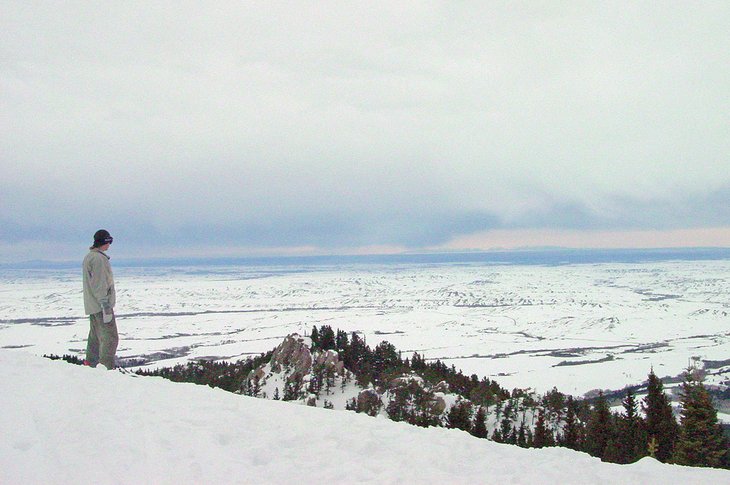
[
  {"left": 240, "top": 333, "right": 531, "bottom": 437},
  {"left": 2, "top": 350, "right": 728, "bottom": 484}
]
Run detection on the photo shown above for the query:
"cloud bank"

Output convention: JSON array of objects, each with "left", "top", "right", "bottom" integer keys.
[{"left": 1, "top": 2, "right": 729, "bottom": 260}]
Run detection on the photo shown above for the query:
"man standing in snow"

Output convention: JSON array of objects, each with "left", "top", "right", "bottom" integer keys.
[{"left": 82, "top": 229, "right": 118, "bottom": 369}]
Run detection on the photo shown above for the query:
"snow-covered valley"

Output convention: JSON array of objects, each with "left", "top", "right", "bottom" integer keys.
[{"left": 1, "top": 259, "right": 729, "bottom": 397}]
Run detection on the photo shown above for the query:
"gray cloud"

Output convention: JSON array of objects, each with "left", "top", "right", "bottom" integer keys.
[
  {"left": 1, "top": 2, "right": 729, "bottom": 259},
  {"left": 506, "top": 184, "right": 730, "bottom": 232}
]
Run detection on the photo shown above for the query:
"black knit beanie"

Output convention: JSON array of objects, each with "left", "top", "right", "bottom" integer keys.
[{"left": 93, "top": 229, "right": 113, "bottom": 248}]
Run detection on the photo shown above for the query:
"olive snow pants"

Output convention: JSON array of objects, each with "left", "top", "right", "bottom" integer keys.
[{"left": 85, "top": 311, "right": 119, "bottom": 369}]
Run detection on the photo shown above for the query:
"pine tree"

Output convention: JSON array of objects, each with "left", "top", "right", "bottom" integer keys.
[
  {"left": 411, "top": 352, "right": 426, "bottom": 371},
  {"left": 372, "top": 341, "right": 400, "bottom": 383},
  {"left": 310, "top": 326, "right": 320, "bottom": 350},
  {"left": 584, "top": 392, "right": 613, "bottom": 459},
  {"left": 559, "top": 396, "right": 582, "bottom": 450},
  {"left": 533, "top": 408, "right": 554, "bottom": 448},
  {"left": 386, "top": 385, "right": 412, "bottom": 422},
  {"left": 616, "top": 388, "right": 646, "bottom": 463},
  {"left": 308, "top": 365, "right": 323, "bottom": 397},
  {"left": 318, "top": 325, "right": 336, "bottom": 351},
  {"left": 471, "top": 406, "right": 488, "bottom": 439},
  {"left": 468, "top": 382, "right": 490, "bottom": 409},
  {"left": 343, "top": 332, "right": 367, "bottom": 373},
  {"left": 544, "top": 387, "right": 565, "bottom": 424},
  {"left": 642, "top": 369, "right": 678, "bottom": 462},
  {"left": 335, "top": 329, "right": 349, "bottom": 352},
  {"left": 672, "top": 367, "right": 729, "bottom": 468},
  {"left": 242, "top": 375, "right": 261, "bottom": 397},
  {"left": 506, "top": 425, "right": 518, "bottom": 445},
  {"left": 446, "top": 398, "right": 473, "bottom": 432},
  {"left": 517, "top": 422, "right": 528, "bottom": 448},
  {"left": 283, "top": 375, "right": 303, "bottom": 401},
  {"left": 602, "top": 435, "right": 622, "bottom": 464}
]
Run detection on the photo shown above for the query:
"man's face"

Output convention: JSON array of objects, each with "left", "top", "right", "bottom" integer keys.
[{"left": 100, "top": 243, "right": 111, "bottom": 251}]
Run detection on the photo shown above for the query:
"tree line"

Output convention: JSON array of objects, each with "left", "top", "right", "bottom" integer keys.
[{"left": 308, "top": 325, "right": 728, "bottom": 468}]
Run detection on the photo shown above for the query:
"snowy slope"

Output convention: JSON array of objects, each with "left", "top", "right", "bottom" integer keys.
[{"left": 1, "top": 351, "right": 728, "bottom": 484}]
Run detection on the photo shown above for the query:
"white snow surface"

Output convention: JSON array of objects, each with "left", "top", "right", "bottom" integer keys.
[
  {"left": 2, "top": 351, "right": 728, "bottom": 485},
  {"left": 1, "top": 260, "right": 728, "bottom": 397}
]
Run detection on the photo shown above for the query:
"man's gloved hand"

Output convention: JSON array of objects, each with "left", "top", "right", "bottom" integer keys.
[{"left": 102, "top": 302, "right": 113, "bottom": 324}]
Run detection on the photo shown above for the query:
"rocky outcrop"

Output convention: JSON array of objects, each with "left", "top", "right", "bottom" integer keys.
[
  {"left": 386, "top": 372, "right": 447, "bottom": 417},
  {"left": 430, "top": 395, "right": 447, "bottom": 415},
  {"left": 387, "top": 373, "right": 425, "bottom": 390},
  {"left": 356, "top": 388, "right": 382, "bottom": 416},
  {"left": 242, "top": 333, "right": 457, "bottom": 423},
  {"left": 249, "top": 366, "right": 266, "bottom": 383},
  {"left": 269, "top": 334, "right": 313, "bottom": 378},
  {"left": 433, "top": 381, "right": 450, "bottom": 394},
  {"left": 242, "top": 334, "right": 352, "bottom": 403},
  {"left": 314, "top": 349, "right": 346, "bottom": 376}
]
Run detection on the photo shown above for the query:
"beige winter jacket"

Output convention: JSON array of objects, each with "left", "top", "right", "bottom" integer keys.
[{"left": 82, "top": 248, "right": 116, "bottom": 315}]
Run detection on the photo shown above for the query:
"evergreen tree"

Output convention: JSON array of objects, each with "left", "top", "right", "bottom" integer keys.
[
  {"left": 250, "top": 375, "right": 261, "bottom": 398},
  {"left": 318, "top": 325, "right": 336, "bottom": 351},
  {"left": 283, "top": 382, "right": 297, "bottom": 401},
  {"left": 672, "top": 367, "right": 729, "bottom": 468},
  {"left": 642, "top": 369, "right": 678, "bottom": 462},
  {"left": 533, "top": 408, "right": 554, "bottom": 448},
  {"left": 614, "top": 388, "right": 647, "bottom": 463},
  {"left": 498, "top": 415, "right": 513, "bottom": 444},
  {"left": 283, "top": 375, "right": 304, "bottom": 401},
  {"left": 446, "top": 398, "right": 473, "bottom": 432},
  {"left": 471, "top": 406, "right": 488, "bottom": 439},
  {"left": 372, "top": 341, "right": 400, "bottom": 383},
  {"left": 335, "top": 329, "right": 349, "bottom": 352},
  {"left": 584, "top": 392, "right": 613, "bottom": 459},
  {"left": 525, "top": 428, "right": 534, "bottom": 448},
  {"left": 602, "top": 435, "right": 622, "bottom": 464},
  {"left": 560, "top": 396, "right": 582, "bottom": 450},
  {"left": 410, "top": 384, "right": 441, "bottom": 428},
  {"left": 324, "top": 367, "right": 335, "bottom": 395},
  {"left": 310, "top": 326, "right": 320, "bottom": 350},
  {"left": 517, "top": 422, "right": 528, "bottom": 448},
  {"left": 506, "top": 425, "right": 518, "bottom": 445},
  {"left": 343, "top": 332, "right": 367, "bottom": 373},
  {"left": 44, "top": 354, "right": 84, "bottom": 365},
  {"left": 308, "top": 365, "right": 323, "bottom": 396},
  {"left": 411, "top": 352, "right": 426, "bottom": 371},
  {"left": 544, "top": 387, "right": 566, "bottom": 424},
  {"left": 386, "top": 385, "right": 413, "bottom": 423}
]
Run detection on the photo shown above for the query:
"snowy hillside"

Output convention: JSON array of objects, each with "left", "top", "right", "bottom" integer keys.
[{"left": 1, "top": 351, "right": 728, "bottom": 484}]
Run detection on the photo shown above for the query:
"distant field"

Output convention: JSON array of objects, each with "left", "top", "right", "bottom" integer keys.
[{"left": 1, "top": 254, "right": 728, "bottom": 400}]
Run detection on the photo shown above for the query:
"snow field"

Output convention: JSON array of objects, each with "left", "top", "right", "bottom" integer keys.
[
  {"left": 1, "top": 351, "right": 728, "bottom": 484},
  {"left": 0, "top": 260, "right": 728, "bottom": 396}
]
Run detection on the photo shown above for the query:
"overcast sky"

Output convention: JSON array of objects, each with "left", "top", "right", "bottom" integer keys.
[{"left": 2, "top": 2, "right": 729, "bottom": 261}]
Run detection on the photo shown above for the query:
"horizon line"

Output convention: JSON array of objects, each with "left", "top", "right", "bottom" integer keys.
[{"left": 3, "top": 245, "right": 730, "bottom": 269}]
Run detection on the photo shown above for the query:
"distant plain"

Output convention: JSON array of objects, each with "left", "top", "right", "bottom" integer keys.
[{"left": 1, "top": 250, "right": 728, "bottom": 398}]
